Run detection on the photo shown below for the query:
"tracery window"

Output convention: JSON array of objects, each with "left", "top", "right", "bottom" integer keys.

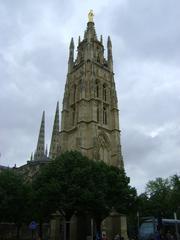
[
  {"left": 103, "top": 84, "right": 107, "bottom": 101},
  {"left": 98, "top": 134, "right": 110, "bottom": 164},
  {"left": 97, "top": 54, "right": 100, "bottom": 63},
  {"left": 103, "top": 106, "right": 107, "bottom": 125},
  {"left": 95, "top": 80, "right": 99, "bottom": 98},
  {"left": 73, "top": 85, "right": 76, "bottom": 102},
  {"left": 72, "top": 106, "right": 75, "bottom": 125},
  {"left": 97, "top": 105, "right": 100, "bottom": 123}
]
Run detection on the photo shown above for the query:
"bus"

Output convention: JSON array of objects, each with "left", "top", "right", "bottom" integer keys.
[{"left": 138, "top": 217, "right": 180, "bottom": 240}]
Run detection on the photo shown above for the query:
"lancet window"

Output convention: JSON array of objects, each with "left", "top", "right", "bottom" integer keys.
[
  {"left": 95, "top": 80, "right": 99, "bottom": 98},
  {"left": 72, "top": 106, "right": 75, "bottom": 125},
  {"left": 73, "top": 85, "right": 76, "bottom": 103},
  {"left": 103, "top": 84, "right": 107, "bottom": 101},
  {"left": 103, "top": 106, "right": 107, "bottom": 125},
  {"left": 97, "top": 104, "right": 100, "bottom": 123}
]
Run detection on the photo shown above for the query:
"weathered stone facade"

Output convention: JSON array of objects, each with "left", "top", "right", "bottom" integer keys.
[
  {"left": 59, "top": 20, "right": 124, "bottom": 168},
  {"left": 27, "top": 15, "right": 124, "bottom": 170}
]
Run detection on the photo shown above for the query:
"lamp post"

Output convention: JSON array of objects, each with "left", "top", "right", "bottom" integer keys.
[{"left": 174, "top": 212, "right": 180, "bottom": 240}]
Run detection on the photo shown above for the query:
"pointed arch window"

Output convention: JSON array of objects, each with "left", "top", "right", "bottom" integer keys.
[
  {"left": 73, "top": 84, "right": 76, "bottom": 103},
  {"left": 103, "top": 106, "right": 107, "bottom": 125},
  {"left": 98, "top": 134, "right": 111, "bottom": 164},
  {"left": 79, "top": 80, "right": 83, "bottom": 91},
  {"left": 97, "top": 54, "right": 100, "bottom": 63},
  {"left": 78, "top": 79, "right": 84, "bottom": 99},
  {"left": 103, "top": 84, "right": 107, "bottom": 101},
  {"left": 72, "top": 106, "right": 75, "bottom": 125},
  {"left": 95, "top": 80, "right": 99, "bottom": 98},
  {"left": 97, "top": 104, "right": 100, "bottom": 123}
]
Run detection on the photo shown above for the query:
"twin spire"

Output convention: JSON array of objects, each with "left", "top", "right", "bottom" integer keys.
[{"left": 31, "top": 102, "right": 60, "bottom": 162}]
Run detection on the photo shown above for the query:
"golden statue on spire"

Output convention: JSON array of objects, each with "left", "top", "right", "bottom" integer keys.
[{"left": 88, "top": 10, "right": 94, "bottom": 22}]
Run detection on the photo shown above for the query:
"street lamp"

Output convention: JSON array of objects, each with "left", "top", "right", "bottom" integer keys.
[{"left": 174, "top": 212, "right": 180, "bottom": 240}]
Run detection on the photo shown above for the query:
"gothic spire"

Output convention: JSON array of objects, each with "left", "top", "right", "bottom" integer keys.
[
  {"left": 68, "top": 38, "right": 74, "bottom": 73},
  {"left": 107, "top": 36, "right": 113, "bottom": 71},
  {"left": 78, "top": 36, "right": 81, "bottom": 45},
  {"left": 34, "top": 111, "right": 45, "bottom": 161},
  {"left": 70, "top": 37, "right": 74, "bottom": 50},
  {"left": 107, "top": 35, "right": 112, "bottom": 48},
  {"left": 30, "top": 152, "right": 33, "bottom": 161},
  {"left": 100, "top": 35, "right": 103, "bottom": 44},
  {"left": 49, "top": 102, "right": 60, "bottom": 159}
]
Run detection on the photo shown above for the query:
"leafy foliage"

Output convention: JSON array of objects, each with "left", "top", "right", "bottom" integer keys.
[
  {"left": 137, "top": 175, "right": 180, "bottom": 219},
  {"left": 0, "top": 169, "right": 30, "bottom": 224},
  {"left": 0, "top": 152, "right": 137, "bottom": 238},
  {"left": 32, "top": 151, "right": 136, "bottom": 222},
  {"left": 0, "top": 169, "right": 31, "bottom": 239}
]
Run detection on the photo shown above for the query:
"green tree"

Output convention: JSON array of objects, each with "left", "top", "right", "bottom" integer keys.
[
  {"left": 170, "top": 174, "right": 180, "bottom": 215},
  {"left": 32, "top": 151, "right": 136, "bottom": 239},
  {"left": 137, "top": 177, "right": 173, "bottom": 219},
  {"left": 133, "top": 175, "right": 180, "bottom": 238},
  {"left": 146, "top": 177, "right": 172, "bottom": 217},
  {"left": 0, "top": 169, "right": 31, "bottom": 239}
]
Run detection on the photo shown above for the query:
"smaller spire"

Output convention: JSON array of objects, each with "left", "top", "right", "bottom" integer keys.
[
  {"left": 30, "top": 152, "right": 33, "bottom": 161},
  {"left": 100, "top": 35, "right": 103, "bottom": 44},
  {"left": 70, "top": 37, "right": 74, "bottom": 49},
  {"left": 84, "top": 30, "right": 87, "bottom": 39},
  {"left": 68, "top": 38, "right": 74, "bottom": 73},
  {"left": 78, "top": 36, "right": 81, "bottom": 45},
  {"left": 34, "top": 111, "right": 45, "bottom": 161},
  {"left": 107, "top": 36, "right": 112, "bottom": 47},
  {"left": 107, "top": 36, "right": 113, "bottom": 71},
  {"left": 49, "top": 102, "right": 60, "bottom": 159}
]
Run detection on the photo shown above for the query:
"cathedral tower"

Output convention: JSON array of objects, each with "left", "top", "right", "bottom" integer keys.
[{"left": 59, "top": 12, "right": 124, "bottom": 168}]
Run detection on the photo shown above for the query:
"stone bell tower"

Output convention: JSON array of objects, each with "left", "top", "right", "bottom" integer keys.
[{"left": 59, "top": 12, "right": 124, "bottom": 168}]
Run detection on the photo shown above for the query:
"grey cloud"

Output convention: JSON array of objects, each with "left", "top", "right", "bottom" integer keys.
[
  {"left": 124, "top": 123, "right": 180, "bottom": 192},
  {"left": 109, "top": 0, "right": 180, "bottom": 64},
  {"left": 122, "top": 127, "right": 161, "bottom": 165},
  {"left": 117, "top": 60, "right": 180, "bottom": 126}
]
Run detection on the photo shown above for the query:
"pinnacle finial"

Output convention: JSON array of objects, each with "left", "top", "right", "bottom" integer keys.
[
  {"left": 70, "top": 37, "right": 74, "bottom": 49},
  {"left": 107, "top": 36, "right": 113, "bottom": 71},
  {"left": 107, "top": 36, "right": 112, "bottom": 47},
  {"left": 88, "top": 10, "right": 94, "bottom": 22},
  {"left": 78, "top": 36, "right": 81, "bottom": 45},
  {"left": 30, "top": 152, "right": 33, "bottom": 161},
  {"left": 68, "top": 38, "right": 74, "bottom": 72},
  {"left": 100, "top": 35, "right": 103, "bottom": 44}
]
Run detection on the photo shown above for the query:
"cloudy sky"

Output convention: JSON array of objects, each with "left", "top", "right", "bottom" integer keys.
[{"left": 0, "top": 0, "right": 180, "bottom": 193}]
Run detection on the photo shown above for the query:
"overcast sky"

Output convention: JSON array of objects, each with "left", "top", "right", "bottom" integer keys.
[{"left": 0, "top": 0, "right": 180, "bottom": 193}]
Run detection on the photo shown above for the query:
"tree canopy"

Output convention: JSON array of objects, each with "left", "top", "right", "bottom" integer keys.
[
  {"left": 0, "top": 169, "right": 30, "bottom": 223},
  {"left": 0, "top": 152, "right": 137, "bottom": 239},
  {"left": 137, "top": 175, "right": 180, "bottom": 219},
  {"left": 0, "top": 169, "right": 31, "bottom": 238},
  {"left": 32, "top": 151, "right": 136, "bottom": 222}
]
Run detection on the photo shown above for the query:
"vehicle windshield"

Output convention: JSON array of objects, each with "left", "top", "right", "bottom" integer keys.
[{"left": 139, "top": 222, "right": 154, "bottom": 236}]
